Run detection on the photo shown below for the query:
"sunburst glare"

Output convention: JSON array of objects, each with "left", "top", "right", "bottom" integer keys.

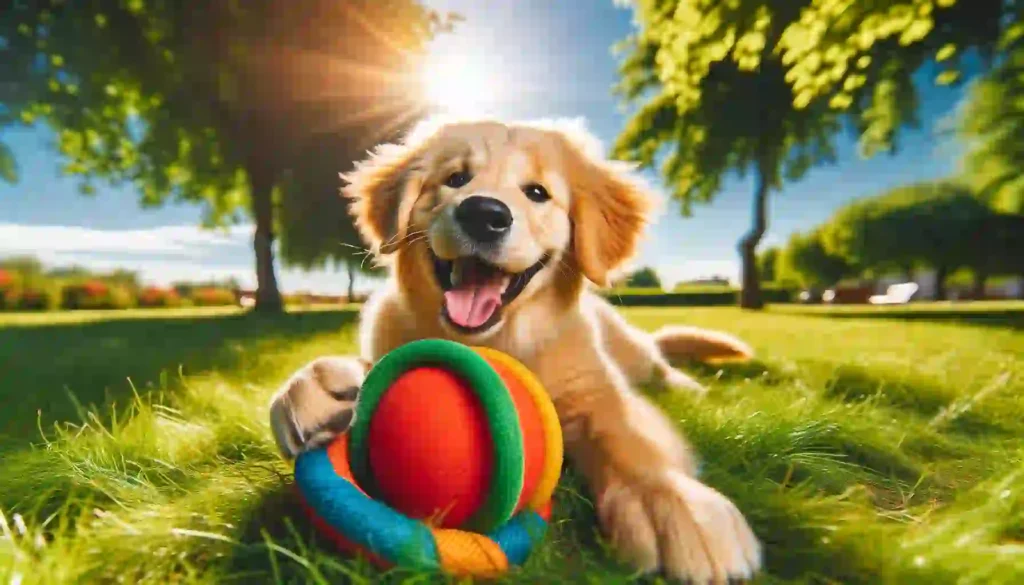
[{"left": 417, "top": 34, "right": 509, "bottom": 119}]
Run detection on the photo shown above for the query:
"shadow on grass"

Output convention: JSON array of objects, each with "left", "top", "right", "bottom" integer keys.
[
  {"left": 672, "top": 359, "right": 795, "bottom": 389},
  {"left": 0, "top": 308, "right": 360, "bottom": 448},
  {"left": 782, "top": 305, "right": 1024, "bottom": 330},
  {"left": 823, "top": 363, "right": 1018, "bottom": 438}
]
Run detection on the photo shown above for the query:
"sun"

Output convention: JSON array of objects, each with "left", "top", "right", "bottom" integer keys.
[{"left": 417, "top": 37, "right": 507, "bottom": 119}]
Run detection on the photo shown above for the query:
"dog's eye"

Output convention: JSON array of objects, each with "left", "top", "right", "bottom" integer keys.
[
  {"left": 522, "top": 183, "right": 550, "bottom": 203},
  {"left": 444, "top": 171, "right": 472, "bottom": 189}
]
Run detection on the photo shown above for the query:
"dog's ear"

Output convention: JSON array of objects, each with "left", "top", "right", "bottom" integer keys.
[
  {"left": 559, "top": 132, "right": 657, "bottom": 287},
  {"left": 342, "top": 141, "right": 425, "bottom": 255}
]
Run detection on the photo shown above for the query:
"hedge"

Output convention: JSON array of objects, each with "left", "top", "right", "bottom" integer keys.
[
  {"left": 138, "top": 286, "right": 183, "bottom": 308},
  {"left": 602, "top": 285, "right": 795, "bottom": 307},
  {"left": 190, "top": 287, "right": 237, "bottom": 307}
]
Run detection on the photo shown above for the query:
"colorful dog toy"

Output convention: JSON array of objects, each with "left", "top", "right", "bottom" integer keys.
[{"left": 294, "top": 339, "right": 562, "bottom": 578}]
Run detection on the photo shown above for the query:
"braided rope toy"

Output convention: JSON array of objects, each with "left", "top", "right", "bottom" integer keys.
[{"left": 294, "top": 339, "right": 563, "bottom": 578}]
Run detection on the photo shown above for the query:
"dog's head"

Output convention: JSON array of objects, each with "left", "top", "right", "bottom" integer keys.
[{"left": 343, "top": 117, "right": 658, "bottom": 337}]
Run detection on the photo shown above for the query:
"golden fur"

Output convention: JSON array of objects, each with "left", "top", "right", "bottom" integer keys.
[{"left": 269, "top": 118, "right": 760, "bottom": 583}]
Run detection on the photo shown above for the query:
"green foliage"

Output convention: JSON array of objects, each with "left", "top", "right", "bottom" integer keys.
[
  {"left": 958, "top": 50, "right": 1024, "bottom": 215},
  {"left": 613, "top": 0, "right": 842, "bottom": 309},
  {"left": 14, "top": 285, "right": 61, "bottom": 311},
  {"left": 614, "top": 1, "right": 840, "bottom": 212},
  {"left": 623, "top": 265, "right": 662, "bottom": 288},
  {"left": 779, "top": 228, "right": 853, "bottom": 287},
  {"left": 0, "top": 0, "right": 449, "bottom": 309},
  {"left": 757, "top": 246, "right": 780, "bottom": 283},
  {"left": 276, "top": 133, "right": 388, "bottom": 276},
  {"left": 824, "top": 181, "right": 996, "bottom": 277},
  {"left": 0, "top": 142, "right": 18, "bottom": 183},
  {"left": 189, "top": 287, "right": 237, "bottom": 307},
  {"left": 137, "top": 286, "right": 183, "bottom": 308},
  {"left": 775, "top": 0, "right": 1010, "bottom": 157}
]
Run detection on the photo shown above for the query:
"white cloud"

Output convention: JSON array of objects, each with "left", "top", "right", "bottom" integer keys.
[
  {"left": 1, "top": 222, "right": 737, "bottom": 295},
  {"left": 0, "top": 223, "right": 251, "bottom": 257},
  {"left": 0, "top": 223, "right": 382, "bottom": 295}
]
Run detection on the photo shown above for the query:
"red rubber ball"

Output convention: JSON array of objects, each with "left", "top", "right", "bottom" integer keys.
[{"left": 367, "top": 366, "right": 492, "bottom": 527}]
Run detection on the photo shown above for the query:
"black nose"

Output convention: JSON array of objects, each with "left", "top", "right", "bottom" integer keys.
[{"left": 454, "top": 196, "right": 513, "bottom": 244}]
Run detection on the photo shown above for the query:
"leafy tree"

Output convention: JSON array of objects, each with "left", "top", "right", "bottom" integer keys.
[
  {"left": 1, "top": 1, "right": 452, "bottom": 312},
  {"left": 614, "top": 0, "right": 841, "bottom": 309},
  {"left": 958, "top": 51, "right": 1024, "bottom": 216},
  {"left": 968, "top": 211, "right": 1024, "bottom": 298},
  {"left": 778, "top": 229, "right": 853, "bottom": 288},
  {"left": 757, "top": 246, "right": 780, "bottom": 283},
  {"left": 825, "top": 181, "right": 993, "bottom": 299},
  {"left": 278, "top": 132, "right": 387, "bottom": 302},
  {"left": 0, "top": 256, "right": 45, "bottom": 277},
  {"left": 775, "top": 0, "right": 1011, "bottom": 157},
  {"left": 623, "top": 266, "right": 662, "bottom": 289}
]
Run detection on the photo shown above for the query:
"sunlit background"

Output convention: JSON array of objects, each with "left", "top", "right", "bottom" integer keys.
[{"left": 0, "top": 0, "right": 964, "bottom": 296}]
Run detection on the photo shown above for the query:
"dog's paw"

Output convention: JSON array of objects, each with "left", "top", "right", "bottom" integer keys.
[
  {"left": 661, "top": 366, "right": 707, "bottom": 395},
  {"left": 598, "top": 470, "right": 761, "bottom": 583},
  {"left": 268, "top": 356, "right": 367, "bottom": 459}
]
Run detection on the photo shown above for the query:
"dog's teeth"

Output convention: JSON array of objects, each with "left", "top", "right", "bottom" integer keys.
[{"left": 451, "top": 261, "right": 462, "bottom": 286}]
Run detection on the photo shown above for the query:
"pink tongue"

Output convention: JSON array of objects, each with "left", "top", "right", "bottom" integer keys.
[{"left": 444, "top": 282, "right": 503, "bottom": 329}]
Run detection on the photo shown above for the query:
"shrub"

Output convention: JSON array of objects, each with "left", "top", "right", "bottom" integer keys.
[
  {"left": 16, "top": 287, "right": 60, "bottom": 311},
  {"left": 191, "top": 287, "right": 237, "bottom": 307},
  {"left": 62, "top": 280, "right": 136, "bottom": 310},
  {"left": 0, "top": 269, "right": 21, "bottom": 311},
  {"left": 138, "top": 286, "right": 183, "bottom": 308},
  {"left": 107, "top": 285, "right": 136, "bottom": 310}
]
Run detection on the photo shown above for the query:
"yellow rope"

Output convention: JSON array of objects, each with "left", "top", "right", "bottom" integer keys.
[
  {"left": 431, "top": 528, "right": 509, "bottom": 577},
  {"left": 471, "top": 347, "right": 564, "bottom": 511}
]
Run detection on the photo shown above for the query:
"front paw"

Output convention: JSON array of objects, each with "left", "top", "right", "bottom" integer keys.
[
  {"left": 268, "top": 356, "right": 366, "bottom": 459},
  {"left": 598, "top": 470, "right": 761, "bottom": 583}
]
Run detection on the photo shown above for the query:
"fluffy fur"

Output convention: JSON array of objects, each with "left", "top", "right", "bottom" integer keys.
[{"left": 269, "top": 118, "right": 760, "bottom": 583}]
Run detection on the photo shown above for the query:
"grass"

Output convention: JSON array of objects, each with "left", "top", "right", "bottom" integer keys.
[{"left": 1, "top": 302, "right": 1022, "bottom": 584}]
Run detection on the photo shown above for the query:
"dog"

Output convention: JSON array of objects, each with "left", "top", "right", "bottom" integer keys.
[{"left": 269, "top": 117, "right": 762, "bottom": 583}]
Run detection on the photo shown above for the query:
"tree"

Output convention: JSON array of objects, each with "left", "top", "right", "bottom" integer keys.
[
  {"left": 825, "top": 181, "right": 993, "bottom": 300},
  {"left": 967, "top": 211, "right": 1024, "bottom": 298},
  {"left": 757, "top": 246, "right": 780, "bottom": 284},
  {"left": 614, "top": 0, "right": 841, "bottom": 310},
  {"left": 775, "top": 0, "right": 1011, "bottom": 158},
  {"left": 958, "top": 51, "right": 1024, "bottom": 216},
  {"left": 278, "top": 132, "right": 388, "bottom": 302},
  {"left": 778, "top": 229, "right": 853, "bottom": 288},
  {"left": 1, "top": 1, "right": 452, "bottom": 312},
  {"left": 623, "top": 266, "right": 662, "bottom": 289}
]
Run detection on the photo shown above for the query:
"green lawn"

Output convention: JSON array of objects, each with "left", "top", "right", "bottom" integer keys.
[{"left": 1, "top": 303, "right": 1022, "bottom": 584}]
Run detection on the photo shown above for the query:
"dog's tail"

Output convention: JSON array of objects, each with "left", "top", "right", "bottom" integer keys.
[{"left": 653, "top": 325, "right": 754, "bottom": 364}]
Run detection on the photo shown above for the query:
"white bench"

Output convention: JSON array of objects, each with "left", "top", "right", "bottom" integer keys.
[{"left": 868, "top": 282, "right": 919, "bottom": 305}]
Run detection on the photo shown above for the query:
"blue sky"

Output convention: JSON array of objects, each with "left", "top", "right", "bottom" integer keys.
[{"left": 0, "top": 0, "right": 969, "bottom": 293}]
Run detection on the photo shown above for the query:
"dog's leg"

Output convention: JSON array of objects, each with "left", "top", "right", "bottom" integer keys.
[
  {"left": 268, "top": 356, "right": 370, "bottom": 459},
  {"left": 534, "top": 328, "right": 761, "bottom": 583},
  {"left": 589, "top": 296, "right": 706, "bottom": 393}
]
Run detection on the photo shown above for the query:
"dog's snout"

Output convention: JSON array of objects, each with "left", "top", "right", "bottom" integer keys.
[{"left": 454, "top": 196, "right": 513, "bottom": 244}]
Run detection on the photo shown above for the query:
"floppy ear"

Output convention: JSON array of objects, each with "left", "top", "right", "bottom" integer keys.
[
  {"left": 562, "top": 139, "right": 657, "bottom": 287},
  {"left": 341, "top": 142, "right": 424, "bottom": 255}
]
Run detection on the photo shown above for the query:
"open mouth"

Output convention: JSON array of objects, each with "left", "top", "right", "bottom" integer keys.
[{"left": 432, "top": 252, "right": 548, "bottom": 334}]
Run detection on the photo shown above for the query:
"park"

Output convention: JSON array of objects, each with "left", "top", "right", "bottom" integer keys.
[{"left": 2, "top": 1, "right": 1024, "bottom": 584}]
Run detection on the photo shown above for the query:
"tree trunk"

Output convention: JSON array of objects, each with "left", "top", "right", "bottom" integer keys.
[
  {"left": 971, "top": 270, "right": 987, "bottom": 300},
  {"left": 249, "top": 164, "right": 284, "bottom": 313},
  {"left": 901, "top": 265, "right": 914, "bottom": 283},
  {"left": 738, "top": 162, "right": 770, "bottom": 309},
  {"left": 934, "top": 265, "right": 949, "bottom": 301},
  {"left": 347, "top": 262, "right": 356, "bottom": 303}
]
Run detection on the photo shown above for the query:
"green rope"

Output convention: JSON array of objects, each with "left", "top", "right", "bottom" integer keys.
[{"left": 348, "top": 338, "right": 525, "bottom": 533}]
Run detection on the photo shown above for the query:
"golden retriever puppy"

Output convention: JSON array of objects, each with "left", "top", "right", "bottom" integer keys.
[{"left": 269, "top": 117, "right": 761, "bottom": 583}]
